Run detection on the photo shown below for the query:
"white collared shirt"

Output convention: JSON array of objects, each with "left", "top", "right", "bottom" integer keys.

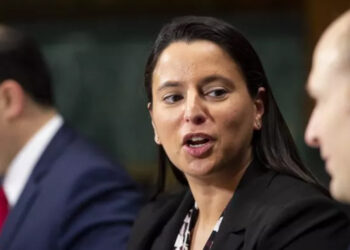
[{"left": 3, "top": 114, "right": 63, "bottom": 207}]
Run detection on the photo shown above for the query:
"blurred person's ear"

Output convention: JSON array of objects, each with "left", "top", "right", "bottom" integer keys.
[{"left": 0, "top": 79, "right": 25, "bottom": 121}]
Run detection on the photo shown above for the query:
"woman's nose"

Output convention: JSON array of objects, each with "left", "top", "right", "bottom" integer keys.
[{"left": 184, "top": 94, "right": 206, "bottom": 125}]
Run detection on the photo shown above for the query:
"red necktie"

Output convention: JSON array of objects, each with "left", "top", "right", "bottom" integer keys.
[{"left": 0, "top": 187, "right": 8, "bottom": 232}]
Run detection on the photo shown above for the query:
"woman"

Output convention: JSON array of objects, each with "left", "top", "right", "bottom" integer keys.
[{"left": 128, "top": 16, "right": 350, "bottom": 250}]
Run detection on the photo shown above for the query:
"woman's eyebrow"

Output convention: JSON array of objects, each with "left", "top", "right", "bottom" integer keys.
[
  {"left": 199, "top": 75, "right": 234, "bottom": 87},
  {"left": 157, "top": 81, "right": 182, "bottom": 92}
]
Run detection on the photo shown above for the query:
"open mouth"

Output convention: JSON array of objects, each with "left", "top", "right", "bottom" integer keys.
[
  {"left": 183, "top": 134, "right": 214, "bottom": 157},
  {"left": 186, "top": 136, "right": 210, "bottom": 148}
]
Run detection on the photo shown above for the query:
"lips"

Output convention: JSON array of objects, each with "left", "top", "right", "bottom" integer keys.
[{"left": 183, "top": 133, "right": 214, "bottom": 157}]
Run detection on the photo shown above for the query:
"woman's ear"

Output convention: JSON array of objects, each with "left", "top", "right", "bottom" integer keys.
[
  {"left": 147, "top": 102, "right": 161, "bottom": 145},
  {"left": 253, "top": 87, "right": 265, "bottom": 130},
  {"left": 151, "top": 121, "right": 161, "bottom": 145},
  {"left": 0, "top": 79, "right": 25, "bottom": 122}
]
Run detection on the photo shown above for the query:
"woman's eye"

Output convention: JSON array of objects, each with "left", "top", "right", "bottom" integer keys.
[
  {"left": 163, "top": 94, "right": 183, "bottom": 104},
  {"left": 206, "top": 88, "right": 227, "bottom": 98}
]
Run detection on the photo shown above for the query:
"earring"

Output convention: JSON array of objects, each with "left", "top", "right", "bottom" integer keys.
[
  {"left": 154, "top": 134, "right": 160, "bottom": 144},
  {"left": 255, "top": 120, "right": 262, "bottom": 130}
]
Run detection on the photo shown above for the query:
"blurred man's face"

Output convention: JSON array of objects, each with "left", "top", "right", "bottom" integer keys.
[{"left": 305, "top": 39, "right": 350, "bottom": 202}]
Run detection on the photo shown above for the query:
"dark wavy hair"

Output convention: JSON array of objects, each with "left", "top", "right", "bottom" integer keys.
[
  {"left": 0, "top": 25, "right": 54, "bottom": 107},
  {"left": 145, "top": 16, "right": 321, "bottom": 196}
]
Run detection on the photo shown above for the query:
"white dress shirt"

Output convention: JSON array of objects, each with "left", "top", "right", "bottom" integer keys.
[{"left": 3, "top": 114, "right": 63, "bottom": 207}]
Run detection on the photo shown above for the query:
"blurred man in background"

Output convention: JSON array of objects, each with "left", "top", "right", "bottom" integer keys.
[
  {"left": 0, "top": 25, "right": 141, "bottom": 250},
  {"left": 305, "top": 10, "right": 350, "bottom": 203}
]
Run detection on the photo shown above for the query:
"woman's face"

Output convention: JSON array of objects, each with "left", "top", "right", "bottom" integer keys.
[{"left": 149, "top": 40, "right": 264, "bottom": 179}]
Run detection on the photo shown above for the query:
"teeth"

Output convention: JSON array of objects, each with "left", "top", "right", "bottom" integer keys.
[
  {"left": 191, "top": 136, "right": 205, "bottom": 142},
  {"left": 189, "top": 143, "right": 205, "bottom": 148},
  {"left": 187, "top": 136, "right": 210, "bottom": 148}
]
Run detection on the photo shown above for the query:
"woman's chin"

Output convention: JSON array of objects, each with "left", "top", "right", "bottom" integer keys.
[{"left": 182, "top": 161, "right": 220, "bottom": 180}]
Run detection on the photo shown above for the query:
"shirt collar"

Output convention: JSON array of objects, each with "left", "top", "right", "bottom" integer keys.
[{"left": 3, "top": 114, "right": 63, "bottom": 207}]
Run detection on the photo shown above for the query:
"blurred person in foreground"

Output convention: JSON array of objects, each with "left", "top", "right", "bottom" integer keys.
[
  {"left": 305, "top": 10, "right": 350, "bottom": 250},
  {"left": 0, "top": 25, "right": 141, "bottom": 250},
  {"left": 128, "top": 16, "right": 350, "bottom": 250},
  {"left": 305, "top": 11, "right": 350, "bottom": 204}
]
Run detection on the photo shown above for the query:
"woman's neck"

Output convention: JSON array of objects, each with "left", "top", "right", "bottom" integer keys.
[{"left": 186, "top": 156, "right": 252, "bottom": 228}]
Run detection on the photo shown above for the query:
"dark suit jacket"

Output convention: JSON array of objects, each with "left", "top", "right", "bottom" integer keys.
[
  {"left": 128, "top": 159, "right": 350, "bottom": 250},
  {"left": 0, "top": 124, "right": 141, "bottom": 250}
]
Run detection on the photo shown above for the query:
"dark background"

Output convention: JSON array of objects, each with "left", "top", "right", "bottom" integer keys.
[{"left": 2, "top": 0, "right": 350, "bottom": 191}]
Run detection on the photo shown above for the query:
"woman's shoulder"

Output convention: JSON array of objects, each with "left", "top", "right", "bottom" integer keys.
[
  {"left": 241, "top": 160, "right": 332, "bottom": 207},
  {"left": 140, "top": 189, "right": 188, "bottom": 214},
  {"left": 256, "top": 170, "right": 338, "bottom": 217},
  {"left": 250, "top": 171, "right": 350, "bottom": 249},
  {"left": 264, "top": 170, "right": 329, "bottom": 202},
  {"left": 127, "top": 189, "right": 190, "bottom": 250},
  {"left": 131, "top": 188, "right": 190, "bottom": 231}
]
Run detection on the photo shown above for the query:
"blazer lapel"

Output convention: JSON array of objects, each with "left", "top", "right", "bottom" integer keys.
[
  {"left": 212, "top": 159, "right": 276, "bottom": 250},
  {"left": 27, "top": 124, "right": 75, "bottom": 181},
  {"left": 0, "top": 124, "right": 75, "bottom": 249},
  {"left": 153, "top": 191, "right": 194, "bottom": 250},
  {"left": 0, "top": 178, "right": 39, "bottom": 249}
]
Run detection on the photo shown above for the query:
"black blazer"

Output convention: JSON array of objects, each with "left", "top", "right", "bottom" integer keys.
[{"left": 128, "top": 160, "right": 350, "bottom": 250}]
